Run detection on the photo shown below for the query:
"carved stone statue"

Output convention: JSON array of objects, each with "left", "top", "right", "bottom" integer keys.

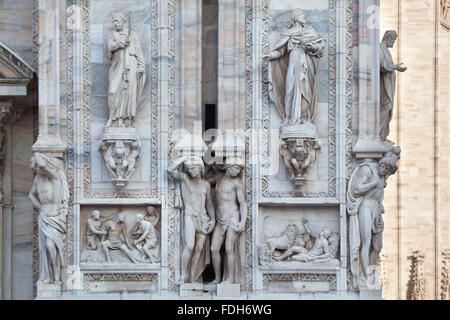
[
  {"left": 85, "top": 210, "right": 106, "bottom": 250},
  {"left": 29, "top": 153, "right": 69, "bottom": 284},
  {"left": 211, "top": 161, "right": 247, "bottom": 284},
  {"left": 347, "top": 147, "right": 401, "bottom": 283},
  {"left": 100, "top": 212, "right": 137, "bottom": 263},
  {"left": 264, "top": 9, "right": 326, "bottom": 127},
  {"left": 106, "top": 12, "right": 146, "bottom": 128},
  {"left": 130, "top": 213, "right": 159, "bottom": 263},
  {"left": 380, "top": 31, "right": 407, "bottom": 141},
  {"left": 168, "top": 156, "right": 215, "bottom": 283}
]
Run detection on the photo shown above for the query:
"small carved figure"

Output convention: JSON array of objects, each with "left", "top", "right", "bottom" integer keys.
[
  {"left": 85, "top": 210, "right": 106, "bottom": 250},
  {"left": 211, "top": 161, "right": 247, "bottom": 284},
  {"left": 131, "top": 213, "right": 158, "bottom": 262},
  {"left": 100, "top": 212, "right": 137, "bottom": 263},
  {"left": 168, "top": 156, "right": 215, "bottom": 283},
  {"left": 106, "top": 12, "right": 146, "bottom": 128},
  {"left": 29, "top": 153, "right": 69, "bottom": 284},
  {"left": 380, "top": 31, "right": 407, "bottom": 140}
]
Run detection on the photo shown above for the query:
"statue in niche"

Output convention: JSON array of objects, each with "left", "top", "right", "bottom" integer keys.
[
  {"left": 263, "top": 219, "right": 339, "bottom": 264},
  {"left": 29, "top": 153, "right": 69, "bottom": 284},
  {"left": 380, "top": 30, "right": 407, "bottom": 141},
  {"left": 263, "top": 9, "right": 326, "bottom": 127},
  {"left": 347, "top": 146, "right": 401, "bottom": 284},
  {"left": 100, "top": 212, "right": 137, "bottom": 263},
  {"left": 168, "top": 156, "right": 215, "bottom": 283},
  {"left": 106, "top": 12, "right": 146, "bottom": 128},
  {"left": 210, "top": 160, "right": 247, "bottom": 284},
  {"left": 263, "top": 9, "right": 325, "bottom": 186},
  {"left": 130, "top": 213, "right": 159, "bottom": 263},
  {"left": 85, "top": 210, "right": 107, "bottom": 250}
]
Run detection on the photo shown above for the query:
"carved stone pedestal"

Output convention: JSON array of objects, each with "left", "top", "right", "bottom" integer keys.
[
  {"left": 280, "top": 124, "right": 321, "bottom": 186},
  {"left": 179, "top": 283, "right": 204, "bottom": 297},
  {"left": 36, "top": 283, "right": 62, "bottom": 299},
  {"left": 217, "top": 283, "right": 241, "bottom": 297},
  {"left": 99, "top": 127, "right": 141, "bottom": 189}
]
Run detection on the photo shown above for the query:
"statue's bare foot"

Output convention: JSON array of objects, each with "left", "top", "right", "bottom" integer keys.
[
  {"left": 222, "top": 278, "right": 233, "bottom": 284},
  {"left": 211, "top": 278, "right": 221, "bottom": 285}
]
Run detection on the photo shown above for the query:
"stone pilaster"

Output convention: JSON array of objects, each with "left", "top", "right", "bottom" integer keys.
[
  {"left": 32, "top": 0, "right": 65, "bottom": 157},
  {"left": 217, "top": 0, "right": 246, "bottom": 131},
  {"left": 352, "top": 0, "right": 385, "bottom": 159},
  {"left": 179, "top": 0, "right": 203, "bottom": 130}
]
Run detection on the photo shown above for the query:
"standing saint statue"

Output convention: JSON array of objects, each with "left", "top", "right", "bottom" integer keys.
[
  {"left": 29, "top": 153, "right": 69, "bottom": 284},
  {"left": 380, "top": 30, "right": 407, "bottom": 141},
  {"left": 106, "top": 12, "right": 146, "bottom": 128},
  {"left": 264, "top": 10, "right": 326, "bottom": 127}
]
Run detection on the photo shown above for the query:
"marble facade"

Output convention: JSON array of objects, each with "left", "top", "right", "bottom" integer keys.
[{"left": 0, "top": 0, "right": 437, "bottom": 300}]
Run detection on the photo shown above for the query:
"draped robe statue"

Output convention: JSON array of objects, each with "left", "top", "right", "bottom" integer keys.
[
  {"left": 107, "top": 12, "right": 146, "bottom": 128},
  {"left": 29, "top": 153, "right": 69, "bottom": 284},
  {"left": 380, "top": 30, "right": 407, "bottom": 140},
  {"left": 265, "top": 11, "right": 326, "bottom": 127}
]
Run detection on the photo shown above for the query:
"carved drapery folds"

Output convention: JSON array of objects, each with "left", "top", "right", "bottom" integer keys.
[
  {"left": 98, "top": 12, "right": 146, "bottom": 189},
  {"left": 264, "top": 9, "right": 325, "bottom": 186}
]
